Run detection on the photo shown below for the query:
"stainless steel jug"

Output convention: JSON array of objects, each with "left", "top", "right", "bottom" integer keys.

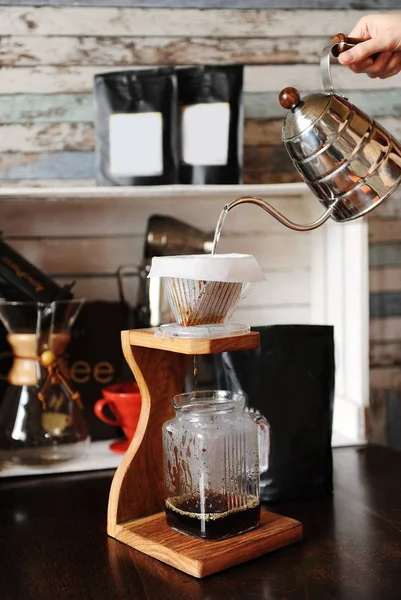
[{"left": 223, "top": 34, "right": 401, "bottom": 232}]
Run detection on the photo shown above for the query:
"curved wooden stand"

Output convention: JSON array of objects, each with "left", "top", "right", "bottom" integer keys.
[{"left": 107, "top": 328, "right": 302, "bottom": 578}]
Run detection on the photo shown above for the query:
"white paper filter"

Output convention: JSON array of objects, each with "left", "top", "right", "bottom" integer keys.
[
  {"left": 148, "top": 254, "right": 265, "bottom": 283},
  {"left": 148, "top": 254, "right": 265, "bottom": 326}
]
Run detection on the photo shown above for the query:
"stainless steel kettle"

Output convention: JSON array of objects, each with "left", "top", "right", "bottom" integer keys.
[{"left": 224, "top": 34, "right": 401, "bottom": 231}]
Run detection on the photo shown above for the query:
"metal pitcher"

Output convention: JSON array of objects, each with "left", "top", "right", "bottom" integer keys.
[{"left": 224, "top": 34, "right": 401, "bottom": 231}]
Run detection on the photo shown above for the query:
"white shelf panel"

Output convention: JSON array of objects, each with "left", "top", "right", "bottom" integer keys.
[{"left": 0, "top": 182, "right": 309, "bottom": 201}]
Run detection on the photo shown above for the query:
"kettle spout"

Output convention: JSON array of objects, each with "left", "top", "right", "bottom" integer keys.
[{"left": 224, "top": 196, "right": 339, "bottom": 232}]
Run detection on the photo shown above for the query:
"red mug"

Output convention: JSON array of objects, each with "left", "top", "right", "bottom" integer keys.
[{"left": 94, "top": 382, "right": 142, "bottom": 454}]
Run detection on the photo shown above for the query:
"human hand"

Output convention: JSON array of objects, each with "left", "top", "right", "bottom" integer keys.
[{"left": 338, "top": 13, "right": 401, "bottom": 79}]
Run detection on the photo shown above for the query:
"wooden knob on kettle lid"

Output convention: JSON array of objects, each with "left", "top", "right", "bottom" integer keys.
[{"left": 279, "top": 87, "right": 301, "bottom": 110}]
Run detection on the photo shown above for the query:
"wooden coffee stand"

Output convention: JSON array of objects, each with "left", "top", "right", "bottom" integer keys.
[{"left": 107, "top": 328, "right": 302, "bottom": 578}]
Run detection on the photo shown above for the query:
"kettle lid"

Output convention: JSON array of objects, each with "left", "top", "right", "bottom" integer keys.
[{"left": 279, "top": 87, "right": 330, "bottom": 140}]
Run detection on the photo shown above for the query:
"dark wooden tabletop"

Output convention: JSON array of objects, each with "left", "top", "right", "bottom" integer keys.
[{"left": 1, "top": 445, "right": 401, "bottom": 600}]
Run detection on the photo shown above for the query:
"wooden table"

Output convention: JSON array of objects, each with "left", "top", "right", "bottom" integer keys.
[{"left": 1, "top": 445, "right": 401, "bottom": 600}]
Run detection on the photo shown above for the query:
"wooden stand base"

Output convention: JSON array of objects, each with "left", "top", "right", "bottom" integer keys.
[{"left": 115, "top": 509, "right": 302, "bottom": 578}]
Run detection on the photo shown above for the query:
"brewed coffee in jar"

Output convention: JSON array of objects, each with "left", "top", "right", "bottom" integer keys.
[{"left": 165, "top": 492, "right": 261, "bottom": 540}]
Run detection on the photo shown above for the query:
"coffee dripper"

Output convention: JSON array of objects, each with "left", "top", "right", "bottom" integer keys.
[
  {"left": 220, "top": 34, "right": 401, "bottom": 231},
  {"left": 147, "top": 253, "right": 265, "bottom": 338}
]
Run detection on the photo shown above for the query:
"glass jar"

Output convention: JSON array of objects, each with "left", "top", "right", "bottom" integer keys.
[{"left": 162, "top": 390, "right": 269, "bottom": 540}]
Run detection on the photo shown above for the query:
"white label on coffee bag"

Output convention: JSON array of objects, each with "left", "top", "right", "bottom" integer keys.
[
  {"left": 109, "top": 112, "right": 163, "bottom": 177},
  {"left": 181, "top": 103, "right": 230, "bottom": 166}
]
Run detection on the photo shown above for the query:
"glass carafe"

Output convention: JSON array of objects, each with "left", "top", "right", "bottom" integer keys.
[
  {"left": 162, "top": 390, "right": 269, "bottom": 540},
  {"left": 0, "top": 300, "right": 89, "bottom": 466}
]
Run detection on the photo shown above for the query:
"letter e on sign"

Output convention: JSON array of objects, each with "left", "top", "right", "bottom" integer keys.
[
  {"left": 94, "top": 361, "right": 114, "bottom": 384},
  {"left": 71, "top": 361, "right": 91, "bottom": 384}
]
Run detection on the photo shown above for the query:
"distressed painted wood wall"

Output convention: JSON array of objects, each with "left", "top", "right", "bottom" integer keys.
[
  {"left": 1, "top": 4, "right": 401, "bottom": 185},
  {"left": 1, "top": 2, "right": 401, "bottom": 447}
]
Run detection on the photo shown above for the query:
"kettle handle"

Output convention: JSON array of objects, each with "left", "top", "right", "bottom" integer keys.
[
  {"left": 330, "top": 33, "right": 363, "bottom": 58},
  {"left": 320, "top": 40, "right": 339, "bottom": 94},
  {"left": 321, "top": 33, "right": 378, "bottom": 94}
]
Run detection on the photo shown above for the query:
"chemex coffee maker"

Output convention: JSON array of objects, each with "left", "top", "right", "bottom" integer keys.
[
  {"left": 107, "top": 35, "right": 397, "bottom": 577},
  {"left": 0, "top": 237, "right": 88, "bottom": 466}
]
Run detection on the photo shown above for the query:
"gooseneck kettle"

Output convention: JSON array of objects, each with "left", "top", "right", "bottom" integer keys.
[{"left": 225, "top": 34, "right": 401, "bottom": 231}]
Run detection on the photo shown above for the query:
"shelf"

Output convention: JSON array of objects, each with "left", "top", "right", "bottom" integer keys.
[{"left": 0, "top": 182, "right": 309, "bottom": 201}]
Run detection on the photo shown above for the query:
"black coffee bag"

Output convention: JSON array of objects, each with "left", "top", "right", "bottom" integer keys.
[
  {"left": 177, "top": 65, "right": 244, "bottom": 184},
  {"left": 214, "top": 325, "right": 335, "bottom": 502},
  {"left": 94, "top": 68, "right": 179, "bottom": 186}
]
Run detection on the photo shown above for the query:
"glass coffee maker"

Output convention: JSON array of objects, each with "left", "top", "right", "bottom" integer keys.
[
  {"left": 0, "top": 299, "right": 89, "bottom": 466},
  {"left": 163, "top": 390, "right": 269, "bottom": 540},
  {"left": 0, "top": 237, "right": 89, "bottom": 467}
]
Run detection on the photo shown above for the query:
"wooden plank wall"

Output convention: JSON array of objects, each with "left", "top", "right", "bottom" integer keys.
[
  {"left": 0, "top": 3, "right": 401, "bottom": 446},
  {"left": 0, "top": 5, "right": 401, "bottom": 185}
]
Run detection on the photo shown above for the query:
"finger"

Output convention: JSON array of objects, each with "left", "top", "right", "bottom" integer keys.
[
  {"left": 364, "top": 51, "right": 393, "bottom": 77},
  {"left": 338, "top": 38, "right": 393, "bottom": 65},
  {"left": 377, "top": 51, "right": 401, "bottom": 78},
  {"left": 381, "top": 66, "right": 401, "bottom": 80},
  {"left": 348, "top": 58, "right": 374, "bottom": 73},
  {"left": 385, "top": 51, "right": 401, "bottom": 71}
]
